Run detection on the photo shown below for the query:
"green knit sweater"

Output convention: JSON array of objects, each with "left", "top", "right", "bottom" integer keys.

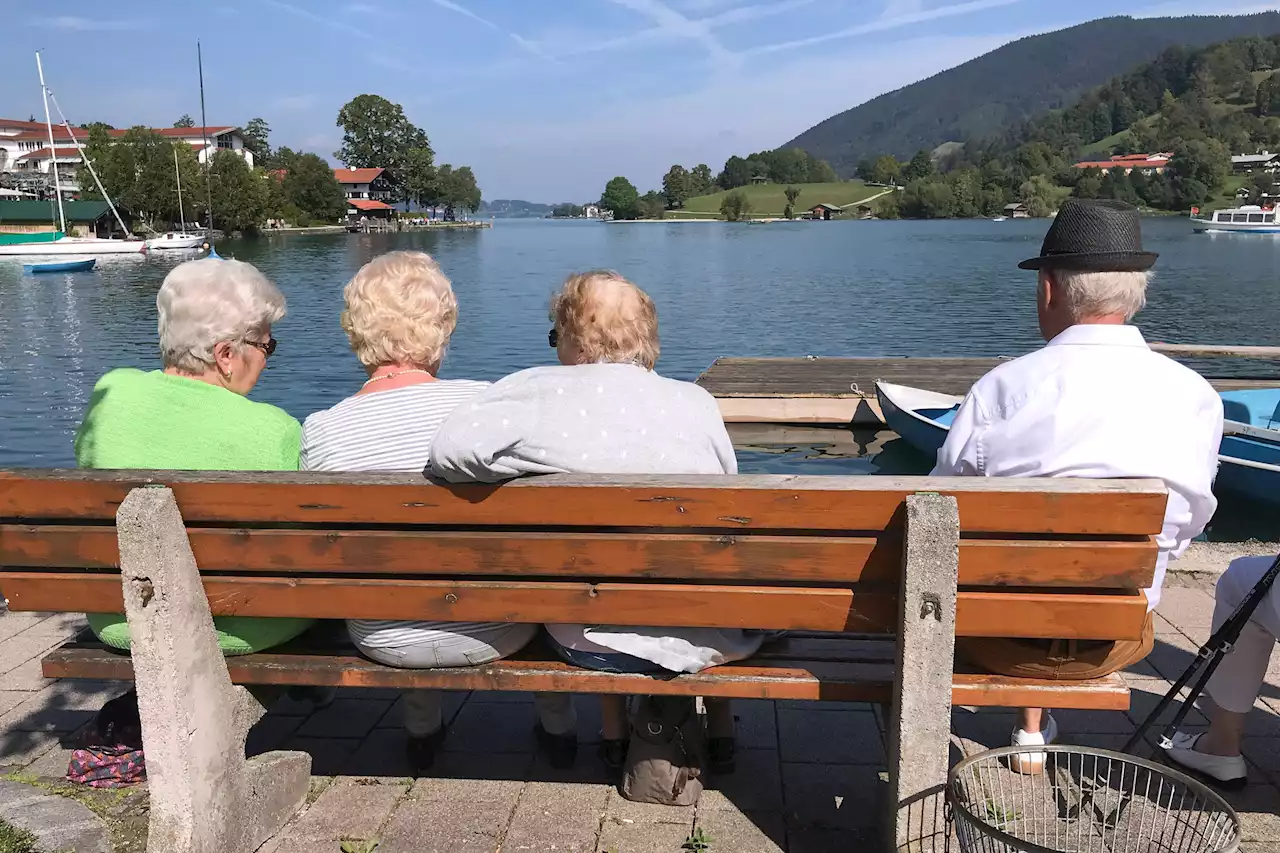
[{"left": 75, "top": 368, "right": 312, "bottom": 654}]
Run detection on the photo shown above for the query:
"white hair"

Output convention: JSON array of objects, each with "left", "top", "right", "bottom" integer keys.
[
  {"left": 157, "top": 258, "right": 286, "bottom": 372},
  {"left": 1048, "top": 269, "right": 1150, "bottom": 322}
]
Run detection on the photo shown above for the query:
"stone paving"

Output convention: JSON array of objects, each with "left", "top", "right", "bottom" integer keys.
[{"left": 0, "top": 573, "right": 1276, "bottom": 852}]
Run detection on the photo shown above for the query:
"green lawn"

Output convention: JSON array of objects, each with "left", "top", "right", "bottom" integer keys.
[{"left": 680, "top": 181, "right": 888, "bottom": 216}]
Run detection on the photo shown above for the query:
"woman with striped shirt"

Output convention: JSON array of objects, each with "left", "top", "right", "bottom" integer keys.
[{"left": 300, "top": 251, "right": 574, "bottom": 773}]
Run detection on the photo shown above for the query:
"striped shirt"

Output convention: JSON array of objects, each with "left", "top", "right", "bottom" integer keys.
[{"left": 301, "top": 379, "right": 497, "bottom": 648}]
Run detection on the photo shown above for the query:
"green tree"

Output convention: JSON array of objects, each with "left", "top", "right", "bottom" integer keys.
[
  {"left": 875, "top": 192, "right": 902, "bottom": 219},
  {"left": 662, "top": 164, "right": 690, "bottom": 209},
  {"left": 717, "top": 155, "right": 751, "bottom": 190},
  {"left": 719, "top": 190, "right": 752, "bottom": 221},
  {"left": 1020, "top": 175, "right": 1058, "bottom": 218},
  {"left": 335, "top": 94, "right": 432, "bottom": 202},
  {"left": 806, "top": 158, "right": 838, "bottom": 183},
  {"left": 601, "top": 176, "right": 641, "bottom": 220},
  {"left": 639, "top": 190, "right": 666, "bottom": 219},
  {"left": 242, "top": 117, "right": 272, "bottom": 166},
  {"left": 784, "top": 185, "right": 802, "bottom": 219},
  {"left": 1257, "top": 73, "right": 1280, "bottom": 116},
  {"left": 174, "top": 114, "right": 195, "bottom": 128},
  {"left": 208, "top": 149, "right": 269, "bottom": 233},
  {"left": 283, "top": 152, "right": 346, "bottom": 222},
  {"left": 689, "top": 164, "right": 714, "bottom": 196},
  {"left": 1073, "top": 167, "right": 1105, "bottom": 199},
  {"left": 1169, "top": 139, "right": 1230, "bottom": 206},
  {"left": 902, "top": 150, "right": 935, "bottom": 182},
  {"left": 451, "top": 166, "right": 482, "bottom": 216},
  {"left": 402, "top": 146, "right": 438, "bottom": 210},
  {"left": 269, "top": 145, "right": 299, "bottom": 173},
  {"left": 870, "top": 155, "right": 902, "bottom": 185},
  {"left": 901, "top": 179, "right": 955, "bottom": 218}
]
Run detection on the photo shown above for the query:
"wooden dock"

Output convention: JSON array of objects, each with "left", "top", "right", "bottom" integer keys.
[{"left": 697, "top": 356, "right": 1280, "bottom": 425}]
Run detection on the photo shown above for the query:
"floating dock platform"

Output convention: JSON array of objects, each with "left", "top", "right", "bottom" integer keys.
[{"left": 697, "top": 352, "right": 1280, "bottom": 425}]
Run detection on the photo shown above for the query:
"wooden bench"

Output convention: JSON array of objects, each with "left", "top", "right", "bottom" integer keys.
[{"left": 0, "top": 470, "right": 1166, "bottom": 852}]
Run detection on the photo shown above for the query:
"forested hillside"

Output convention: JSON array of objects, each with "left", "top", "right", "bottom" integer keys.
[{"left": 784, "top": 13, "right": 1280, "bottom": 177}]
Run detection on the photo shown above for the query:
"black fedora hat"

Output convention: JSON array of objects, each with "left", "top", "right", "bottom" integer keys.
[{"left": 1018, "top": 198, "right": 1158, "bottom": 272}]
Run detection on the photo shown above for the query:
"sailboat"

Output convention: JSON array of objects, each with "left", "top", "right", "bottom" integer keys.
[
  {"left": 147, "top": 149, "right": 204, "bottom": 250},
  {"left": 0, "top": 52, "right": 146, "bottom": 257}
]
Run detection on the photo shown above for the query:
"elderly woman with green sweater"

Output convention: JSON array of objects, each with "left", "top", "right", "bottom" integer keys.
[{"left": 74, "top": 257, "right": 312, "bottom": 655}]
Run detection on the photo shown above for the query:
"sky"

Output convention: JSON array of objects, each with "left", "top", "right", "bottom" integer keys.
[{"left": 2, "top": 0, "right": 1277, "bottom": 202}]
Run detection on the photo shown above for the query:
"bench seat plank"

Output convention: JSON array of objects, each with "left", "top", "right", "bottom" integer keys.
[
  {"left": 0, "top": 572, "right": 1149, "bottom": 639},
  {"left": 0, "top": 525, "right": 1158, "bottom": 588},
  {"left": 41, "top": 641, "right": 1131, "bottom": 710},
  {"left": 0, "top": 471, "right": 1168, "bottom": 535}
]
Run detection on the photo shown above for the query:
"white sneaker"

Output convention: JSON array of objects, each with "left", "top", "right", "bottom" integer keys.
[
  {"left": 1009, "top": 713, "right": 1058, "bottom": 775},
  {"left": 1164, "top": 731, "right": 1248, "bottom": 790}
]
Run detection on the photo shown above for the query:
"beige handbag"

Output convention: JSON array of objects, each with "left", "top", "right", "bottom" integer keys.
[{"left": 621, "top": 696, "right": 706, "bottom": 806}]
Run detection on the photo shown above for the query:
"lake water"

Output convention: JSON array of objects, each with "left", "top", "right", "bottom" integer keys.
[{"left": 1, "top": 217, "right": 1277, "bottom": 501}]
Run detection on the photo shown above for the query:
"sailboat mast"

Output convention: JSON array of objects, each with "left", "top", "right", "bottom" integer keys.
[
  {"left": 198, "top": 41, "right": 215, "bottom": 234},
  {"left": 174, "top": 148, "right": 187, "bottom": 232},
  {"left": 35, "top": 52, "right": 66, "bottom": 235}
]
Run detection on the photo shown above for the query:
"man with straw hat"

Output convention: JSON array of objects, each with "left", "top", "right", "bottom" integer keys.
[{"left": 932, "top": 198, "right": 1223, "bottom": 774}]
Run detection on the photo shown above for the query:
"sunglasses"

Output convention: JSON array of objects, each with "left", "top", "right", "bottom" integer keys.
[
  {"left": 548, "top": 328, "right": 558, "bottom": 348},
  {"left": 245, "top": 337, "right": 278, "bottom": 358}
]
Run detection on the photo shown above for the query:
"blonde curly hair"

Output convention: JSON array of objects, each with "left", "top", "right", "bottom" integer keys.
[
  {"left": 551, "top": 270, "right": 659, "bottom": 370},
  {"left": 341, "top": 251, "right": 458, "bottom": 369}
]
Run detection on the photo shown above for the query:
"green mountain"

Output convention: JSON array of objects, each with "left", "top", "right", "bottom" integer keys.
[{"left": 783, "top": 13, "right": 1280, "bottom": 177}]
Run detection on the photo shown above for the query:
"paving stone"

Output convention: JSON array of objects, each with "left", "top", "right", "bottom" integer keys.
[
  {"left": 603, "top": 786, "right": 695, "bottom": 825},
  {"left": 503, "top": 780, "right": 610, "bottom": 853},
  {"left": 1158, "top": 587, "right": 1216, "bottom": 630},
  {"left": 693, "top": 809, "right": 786, "bottom": 853},
  {"left": 341, "top": 728, "right": 415, "bottom": 779},
  {"left": 528, "top": 749, "right": 614, "bottom": 785},
  {"left": 732, "top": 699, "right": 778, "bottom": 751},
  {"left": 377, "top": 690, "right": 470, "bottom": 730},
  {"left": 1146, "top": 633, "right": 1205, "bottom": 681},
  {"left": 0, "top": 627, "right": 83, "bottom": 677},
  {"left": 412, "top": 768, "right": 525, "bottom": 804},
  {"left": 282, "top": 735, "right": 363, "bottom": 776},
  {"left": 282, "top": 776, "right": 408, "bottom": 842},
  {"left": 0, "top": 658, "right": 56, "bottom": 692},
  {"left": 417, "top": 750, "right": 534, "bottom": 784},
  {"left": 787, "top": 825, "right": 878, "bottom": 852},
  {"left": 0, "top": 613, "right": 54, "bottom": 643},
  {"left": 1125, "top": 676, "right": 1208, "bottom": 727},
  {"left": 700, "top": 749, "right": 783, "bottom": 813},
  {"left": 951, "top": 708, "right": 1018, "bottom": 750},
  {"left": 376, "top": 795, "right": 508, "bottom": 853},
  {"left": 1244, "top": 737, "right": 1280, "bottom": 773},
  {"left": 442, "top": 700, "right": 536, "bottom": 753},
  {"left": 247, "top": 713, "right": 307, "bottom": 757},
  {"left": 596, "top": 817, "right": 691, "bottom": 853},
  {"left": 1221, "top": 780, "right": 1280, "bottom": 842},
  {"left": 0, "top": 729, "right": 63, "bottom": 768},
  {"left": 777, "top": 709, "right": 883, "bottom": 765},
  {"left": 0, "top": 691, "right": 36, "bottom": 717},
  {"left": 295, "top": 697, "right": 394, "bottom": 739},
  {"left": 1051, "top": 708, "right": 1135, "bottom": 734},
  {"left": 0, "top": 779, "right": 110, "bottom": 853},
  {"left": 781, "top": 763, "right": 882, "bottom": 831}
]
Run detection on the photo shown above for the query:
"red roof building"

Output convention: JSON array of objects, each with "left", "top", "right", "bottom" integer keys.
[
  {"left": 334, "top": 166, "right": 395, "bottom": 202},
  {"left": 347, "top": 199, "right": 394, "bottom": 211},
  {"left": 1073, "top": 153, "right": 1172, "bottom": 175},
  {"left": 0, "top": 122, "right": 253, "bottom": 176}
]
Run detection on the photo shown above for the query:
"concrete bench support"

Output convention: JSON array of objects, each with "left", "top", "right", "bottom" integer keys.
[
  {"left": 886, "top": 493, "right": 960, "bottom": 852},
  {"left": 117, "top": 486, "right": 310, "bottom": 853}
]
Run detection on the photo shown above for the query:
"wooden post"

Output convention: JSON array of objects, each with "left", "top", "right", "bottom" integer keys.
[
  {"left": 116, "top": 486, "right": 309, "bottom": 853},
  {"left": 886, "top": 492, "right": 959, "bottom": 852}
]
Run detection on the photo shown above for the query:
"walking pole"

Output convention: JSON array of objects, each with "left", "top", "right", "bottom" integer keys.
[{"left": 1124, "top": 552, "right": 1280, "bottom": 754}]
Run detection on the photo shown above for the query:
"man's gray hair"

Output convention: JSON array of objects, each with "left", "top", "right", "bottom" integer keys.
[
  {"left": 157, "top": 258, "right": 286, "bottom": 373},
  {"left": 1052, "top": 269, "right": 1150, "bottom": 322}
]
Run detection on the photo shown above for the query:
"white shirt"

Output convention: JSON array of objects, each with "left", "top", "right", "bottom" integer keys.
[{"left": 932, "top": 324, "right": 1223, "bottom": 609}]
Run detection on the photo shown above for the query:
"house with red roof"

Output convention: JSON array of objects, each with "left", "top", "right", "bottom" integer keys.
[
  {"left": 333, "top": 166, "right": 397, "bottom": 202},
  {"left": 1072, "top": 152, "right": 1172, "bottom": 175},
  {"left": 0, "top": 119, "right": 254, "bottom": 178}
]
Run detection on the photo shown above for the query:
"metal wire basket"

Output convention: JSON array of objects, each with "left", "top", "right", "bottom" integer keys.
[{"left": 948, "top": 746, "right": 1240, "bottom": 853}]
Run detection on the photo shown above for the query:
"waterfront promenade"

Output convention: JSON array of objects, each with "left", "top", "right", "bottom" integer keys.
[{"left": 0, "top": 572, "right": 1276, "bottom": 852}]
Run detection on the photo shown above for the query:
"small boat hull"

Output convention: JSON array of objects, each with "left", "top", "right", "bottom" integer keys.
[
  {"left": 1217, "top": 389, "right": 1280, "bottom": 504},
  {"left": 22, "top": 258, "right": 96, "bottom": 274},
  {"left": 874, "top": 381, "right": 961, "bottom": 458},
  {"left": 147, "top": 232, "right": 205, "bottom": 250},
  {"left": 0, "top": 237, "right": 146, "bottom": 256}
]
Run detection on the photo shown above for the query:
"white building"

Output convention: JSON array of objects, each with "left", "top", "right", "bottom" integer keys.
[
  {"left": 583, "top": 204, "right": 601, "bottom": 218},
  {"left": 333, "top": 167, "right": 396, "bottom": 201},
  {"left": 0, "top": 120, "right": 254, "bottom": 176}
]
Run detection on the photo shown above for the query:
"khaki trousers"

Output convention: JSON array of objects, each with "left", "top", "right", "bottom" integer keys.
[{"left": 956, "top": 613, "right": 1155, "bottom": 680}]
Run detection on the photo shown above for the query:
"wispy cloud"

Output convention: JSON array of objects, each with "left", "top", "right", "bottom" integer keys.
[
  {"left": 262, "top": 0, "right": 375, "bottom": 40},
  {"left": 30, "top": 15, "right": 145, "bottom": 31},
  {"left": 346, "top": 1, "right": 378, "bottom": 12},
  {"left": 747, "top": 0, "right": 1024, "bottom": 54},
  {"left": 603, "top": 0, "right": 738, "bottom": 70},
  {"left": 428, "top": 0, "right": 551, "bottom": 59}
]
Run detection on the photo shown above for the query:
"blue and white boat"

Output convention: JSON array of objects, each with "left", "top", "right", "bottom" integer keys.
[
  {"left": 22, "top": 258, "right": 95, "bottom": 274},
  {"left": 874, "top": 381, "right": 961, "bottom": 458},
  {"left": 1191, "top": 205, "right": 1280, "bottom": 234},
  {"left": 1218, "top": 389, "right": 1280, "bottom": 504}
]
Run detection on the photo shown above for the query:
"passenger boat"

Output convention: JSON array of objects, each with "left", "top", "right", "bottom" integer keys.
[
  {"left": 1218, "top": 389, "right": 1280, "bottom": 504},
  {"left": 1190, "top": 205, "right": 1280, "bottom": 234},
  {"left": 22, "top": 258, "right": 95, "bottom": 274},
  {"left": 874, "top": 381, "right": 961, "bottom": 458}
]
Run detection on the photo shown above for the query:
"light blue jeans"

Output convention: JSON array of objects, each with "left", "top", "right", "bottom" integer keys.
[{"left": 353, "top": 622, "right": 575, "bottom": 737}]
